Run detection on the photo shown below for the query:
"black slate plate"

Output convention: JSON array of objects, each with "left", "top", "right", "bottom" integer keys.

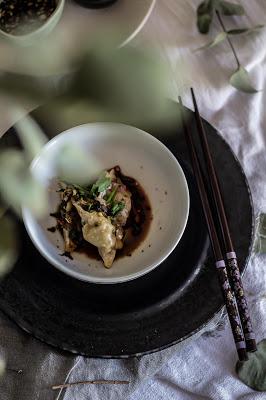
[{"left": 0, "top": 103, "right": 254, "bottom": 357}]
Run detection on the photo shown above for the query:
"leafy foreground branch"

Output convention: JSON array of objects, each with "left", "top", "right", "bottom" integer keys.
[
  {"left": 0, "top": 38, "right": 179, "bottom": 378},
  {"left": 0, "top": 39, "right": 177, "bottom": 279},
  {"left": 196, "top": 0, "right": 264, "bottom": 93}
]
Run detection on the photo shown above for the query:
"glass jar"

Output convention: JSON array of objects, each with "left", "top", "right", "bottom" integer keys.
[{"left": 73, "top": 0, "right": 118, "bottom": 8}]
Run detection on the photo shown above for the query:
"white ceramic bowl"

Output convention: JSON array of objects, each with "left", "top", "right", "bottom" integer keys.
[{"left": 22, "top": 123, "right": 189, "bottom": 284}]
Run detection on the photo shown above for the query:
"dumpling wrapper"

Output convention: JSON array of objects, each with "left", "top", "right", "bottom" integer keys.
[{"left": 73, "top": 203, "right": 116, "bottom": 268}]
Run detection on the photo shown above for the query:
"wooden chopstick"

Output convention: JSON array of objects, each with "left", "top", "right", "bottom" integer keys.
[
  {"left": 190, "top": 88, "right": 257, "bottom": 353},
  {"left": 178, "top": 96, "right": 248, "bottom": 361}
]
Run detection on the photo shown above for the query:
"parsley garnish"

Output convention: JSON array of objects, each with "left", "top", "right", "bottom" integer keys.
[
  {"left": 90, "top": 172, "right": 111, "bottom": 196},
  {"left": 106, "top": 187, "right": 117, "bottom": 204},
  {"left": 61, "top": 172, "right": 112, "bottom": 201},
  {"left": 111, "top": 202, "right": 125, "bottom": 216},
  {"left": 62, "top": 181, "right": 91, "bottom": 197}
]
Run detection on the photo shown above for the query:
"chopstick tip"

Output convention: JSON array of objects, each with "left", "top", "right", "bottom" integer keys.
[{"left": 190, "top": 88, "right": 199, "bottom": 113}]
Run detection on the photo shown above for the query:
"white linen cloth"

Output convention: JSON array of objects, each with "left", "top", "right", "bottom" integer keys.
[{"left": 0, "top": 0, "right": 266, "bottom": 399}]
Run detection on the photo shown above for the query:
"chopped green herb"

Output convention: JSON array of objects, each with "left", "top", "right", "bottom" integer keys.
[
  {"left": 84, "top": 203, "right": 93, "bottom": 212},
  {"left": 62, "top": 181, "right": 91, "bottom": 197},
  {"left": 73, "top": 184, "right": 91, "bottom": 196},
  {"left": 61, "top": 173, "right": 111, "bottom": 199},
  {"left": 106, "top": 187, "right": 117, "bottom": 204},
  {"left": 96, "top": 175, "right": 112, "bottom": 192},
  {"left": 90, "top": 172, "right": 111, "bottom": 196},
  {"left": 90, "top": 184, "right": 98, "bottom": 197},
  {"left": 98, "top": 179, "right": 111, "bottom": 193},
  {"left": 111, "top": 201, "right": 125, "bottom": 216}
]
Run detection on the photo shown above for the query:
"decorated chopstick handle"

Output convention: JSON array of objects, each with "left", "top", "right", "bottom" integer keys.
[
  {"left": 226, "top": 252, "right": 257, "bottom": 352},
  {"left": 216, "top": 259, "right": 247, "bottom": 361}
]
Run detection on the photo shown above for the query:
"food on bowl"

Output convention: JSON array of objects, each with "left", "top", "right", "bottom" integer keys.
[
  {"left": 0, "top": 0, "right": 58, "bottom": 35},
  {"left": 50, "top": 166, "right": 152, "bottom": 268}
]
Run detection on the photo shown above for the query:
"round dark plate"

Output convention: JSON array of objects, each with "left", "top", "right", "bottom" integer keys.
[{"left": 0, "top": 103, "right": 254, "bottom": 357}]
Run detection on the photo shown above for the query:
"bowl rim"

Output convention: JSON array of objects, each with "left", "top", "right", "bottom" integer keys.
[
  {"left": 0, "top": 0, "right": 65, "bottom": 40},
  {"left": 119, "top": 0, "right": 157, "bottom": 48},
  {"left": 22, "top": 122, "right": 190, "bottom": 284}
]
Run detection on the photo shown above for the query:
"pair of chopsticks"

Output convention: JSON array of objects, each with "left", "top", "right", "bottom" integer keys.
[{"left": 179, "top": 89, "right": 256, "bottom": 361}]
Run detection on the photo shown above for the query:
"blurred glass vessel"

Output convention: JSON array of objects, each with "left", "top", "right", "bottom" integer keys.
[{"left": 73, "top": 0, "right": 118, "bottom": 8}]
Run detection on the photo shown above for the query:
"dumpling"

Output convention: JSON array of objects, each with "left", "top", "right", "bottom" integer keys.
[
  {"left": 112, "top": 187, "right": 132, "bottom": 226},
  {"left": 73, "top": 202, "right": 116, "bottom": 268}
]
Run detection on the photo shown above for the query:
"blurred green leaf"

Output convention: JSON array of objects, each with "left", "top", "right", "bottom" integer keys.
[
  {"left": 0, "top": 72, "right": 53, "bottom": 102},
  {"left": 0, "top": 205, "right": 7, "bottom": 219},
  {"left": 0, "top": 44, "right": 174, "bottom": 126},
  {"left": 13, "top": 112, "right": 48, "bottom": 161},
  {"left": 227, "top": 28, "right": 250, "bottom": 35},
  {"left": 197, "top": 0, "right": 214, "bottom": 34},
  {"left": 227, "top": 25, "right": 265, "bottom": 35},
  {"left": 0, "top": 216, "right": 17, "bottom": 277},
  {"left": 65, "top": 44, "right": 172, "bottom": 124},
  {"left": 56, "top": 145, "right": 102, "bottom": 185},
  {"left": 236, "top": 339, "right": 266, "bottom": 391},
  {"left": 218, "top": 1, "right": 245, "bottom": 16},
  {"left": 230, "top": 66, "right": 258, "bottom": 93},
  {"left": 0, "top": 150, "right": 48, "bottom": 216},
  {"left": 195, "top": 24, "right": 265, "bottom": 52},
  {"left": 195, "top": 31, "right": 228, "bottom": 51},
  {"left": 197, "top": 14, "right": 213, "bottom": 34}
]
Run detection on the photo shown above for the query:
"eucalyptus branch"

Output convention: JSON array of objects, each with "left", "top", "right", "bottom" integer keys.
[
  {"left": 52, "top": 379, "right": 130, "bottom": 390},
  {"left": 216, "top": 10, "right": 240, "bottom": 68},
  {"left": 196, "top": 1, "right": 260, "bottom": 93}
]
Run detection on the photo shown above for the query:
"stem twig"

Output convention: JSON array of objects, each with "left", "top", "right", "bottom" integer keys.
[
  {"left": 7, "top": 368, "right": 23, "bottom": 374},
  {"left": 52, "top": 380, "right": 130, "bottom": 390},
  {"left": 216, "top": 11, "right": 240, "bottom": 68}
]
